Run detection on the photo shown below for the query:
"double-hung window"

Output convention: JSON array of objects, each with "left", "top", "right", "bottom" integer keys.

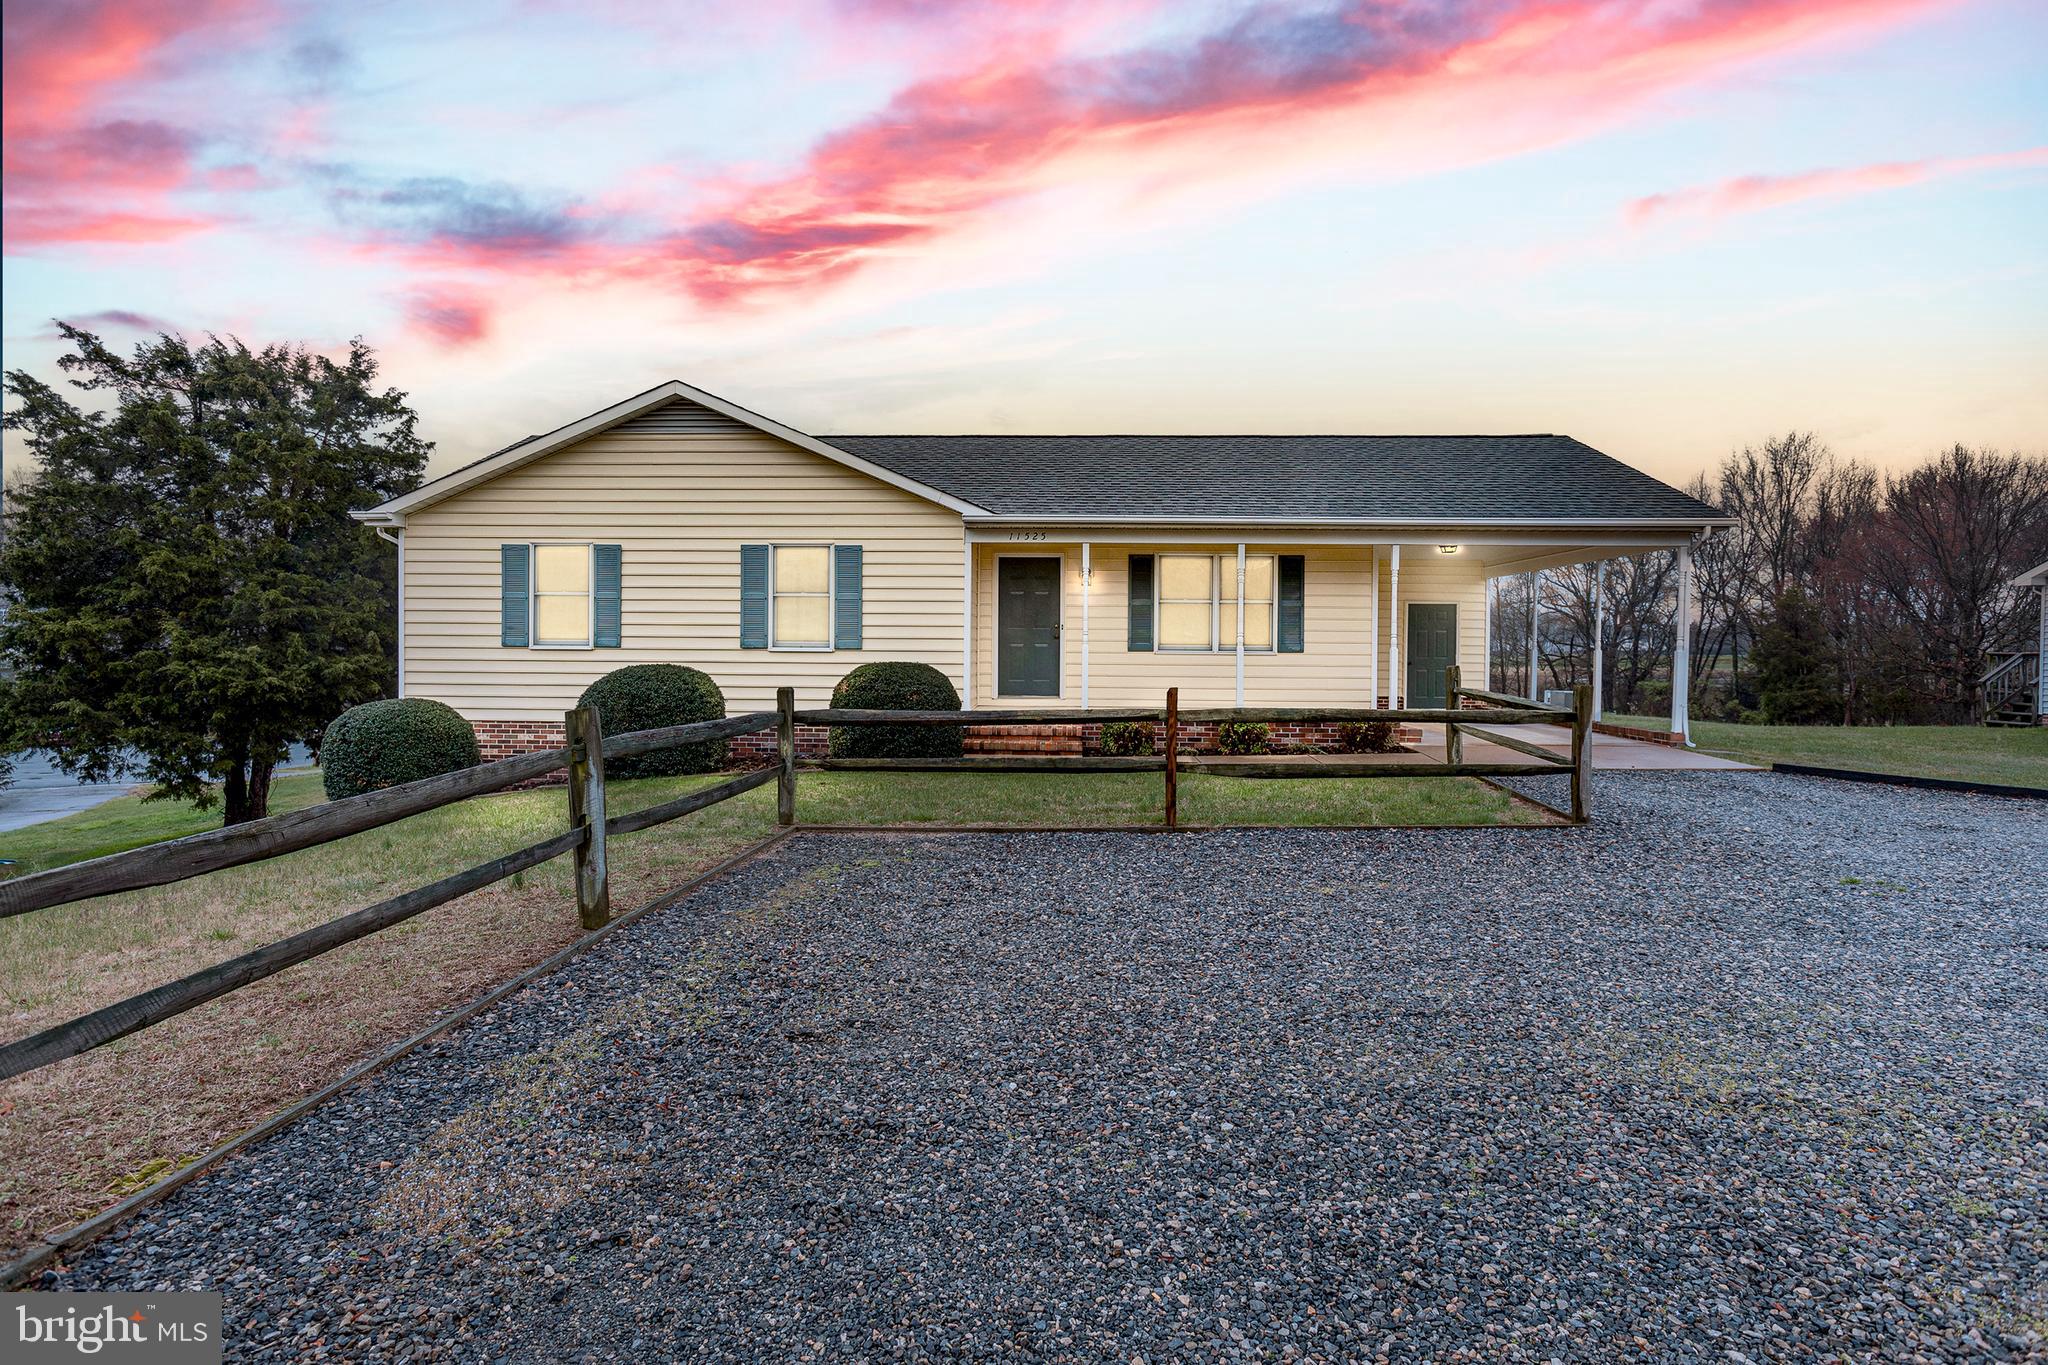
[
  {"left": 771, "top": 544, "right": 832, "bottom": 649},
  {"left": 1156, "top": 553, "right": 1275, "bottom": 652},
  {"left": 531, "top": 544, "right": 593, "bottom": 647}
]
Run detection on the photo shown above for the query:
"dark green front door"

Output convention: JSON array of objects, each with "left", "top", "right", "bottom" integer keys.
[
  {"left": 1406, "top": 603, "right": 1457, "bottom": 707},
  {"left": 997, "top": 557, "right": 1062, "bottom": 697}
]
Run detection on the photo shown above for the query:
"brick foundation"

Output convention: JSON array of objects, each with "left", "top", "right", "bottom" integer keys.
[
  {"left": 731, "top": 725, "right": 830, "bottom": 761},
  {"left": 473, "top": 719, "right": 570, "bottom": 763},
  {"left": 1076, "top": 720, "right": 1421, "bottom": 755},
  {"left": 1591, "top": 720, "right": 1683, "bottom": 747},
  {"left": 471, "top": 716, "right": 1432, "bottom": 764}
]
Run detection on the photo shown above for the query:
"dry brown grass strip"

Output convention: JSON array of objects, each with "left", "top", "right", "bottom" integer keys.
[{"left": 0, "top": 775, "right": 778, "bottom": 1260}]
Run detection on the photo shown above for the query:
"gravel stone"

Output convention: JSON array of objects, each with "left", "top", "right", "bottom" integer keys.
[{"left": 42, "top": 772, "right": 2047, "bottom": 1361}]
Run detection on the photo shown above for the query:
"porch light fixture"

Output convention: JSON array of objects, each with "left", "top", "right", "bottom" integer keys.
[{"left": 1438, "top": 544, "right": 1460, "bottom": 555}]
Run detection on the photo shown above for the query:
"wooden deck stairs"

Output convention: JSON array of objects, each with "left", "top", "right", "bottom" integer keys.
[{"left": 1982, "top": 651, "right": 2040, "bottom": 727}]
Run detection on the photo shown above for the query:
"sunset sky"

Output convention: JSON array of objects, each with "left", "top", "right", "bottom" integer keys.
[{"left": 3, "top": 0, "right": 2043, "bottom": 486}]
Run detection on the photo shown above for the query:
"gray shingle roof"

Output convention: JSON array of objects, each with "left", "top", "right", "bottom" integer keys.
[{"left": 826, "top": 434, "right": 1718, "bottom": 522}]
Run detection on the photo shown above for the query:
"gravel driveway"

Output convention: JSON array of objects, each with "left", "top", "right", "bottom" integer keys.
[{"left": 41, "top": 772, "right": 2047, "bottom": 1361}]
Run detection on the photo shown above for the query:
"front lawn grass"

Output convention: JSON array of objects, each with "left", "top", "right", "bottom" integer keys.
[
  {"left": 0, "top": 764, "right": 1537, "bottom": 1260},
  {"left": 1606, "top": 715, "right": 2048, "bottom": 789},
  {"left": 795, "top": 769, "right": 1532, "bottom": 827}
]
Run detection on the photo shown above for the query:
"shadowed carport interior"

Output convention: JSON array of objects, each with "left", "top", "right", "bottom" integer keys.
[{"left": 41, "top": 773, "right": 2047, "bottom": 1360}]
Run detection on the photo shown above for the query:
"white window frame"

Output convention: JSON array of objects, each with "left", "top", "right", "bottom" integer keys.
[
  {"left": 768, "top": 543, "right": 835, "bottom": 652},
  {"left": 1155, "top": 552, "right": 1277, "bottom": 654},
  {"left": 529, "top": 542, "right": 595, "bottom": 650}
]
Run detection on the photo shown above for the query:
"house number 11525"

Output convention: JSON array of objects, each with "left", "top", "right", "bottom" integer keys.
[{"left": 1006, "top": 530, "right": 1048, "bottom": 541}]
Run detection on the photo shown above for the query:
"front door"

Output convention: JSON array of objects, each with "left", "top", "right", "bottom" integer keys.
[
  {"left": 997, "top": 557, "right": 1062, "bottom": 697},
  {"left": 1406, "top": 603, "right": 1457, "bottom": 707}
]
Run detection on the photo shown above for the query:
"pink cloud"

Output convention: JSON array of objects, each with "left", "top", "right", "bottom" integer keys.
[
  {"left": 4, "top": 207, "right": 217, "bottom": 246},
  {"left": 1626, "top": 146, "right": 2048, "bottom": 226},
  {"left": 404, "top": 286, "right": 493, "bottom": 346},
  {"left": 346, "top": 0, "right": 1943, "bottom": 308},
  {"left": 1, "top": 0, "right": 274, "bottom": 249}
]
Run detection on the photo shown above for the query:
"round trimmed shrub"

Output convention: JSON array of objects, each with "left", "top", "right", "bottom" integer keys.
[
  {"left": 828, "top": 661, "right": 962, "bottom": 758},
  {"left": 1099, "top": 721, "right": 1155, "bottom": 757},
  {"left": 578, "top": 664, "right": 727, "bottom": 778},
  {"left": 321, "top": 698, "right": 480, "bottom": 800}
]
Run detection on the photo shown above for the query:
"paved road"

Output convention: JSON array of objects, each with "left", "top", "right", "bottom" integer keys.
[
  {"left": 40, "top": 773, "right": 2047, "bottom": 1361},
  {"left": 0, "top": 747, "right": 317, "bottom": 835},
  {"left": 0, "top": 751, "right": 142, "bottom": 833}
]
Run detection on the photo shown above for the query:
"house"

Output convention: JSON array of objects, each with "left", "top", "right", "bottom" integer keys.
[
  {"left": 353, "top": 380, "right": 1726, "bottom": 759},
  {"left": 1987, "top": 561, "right": 2047, "bottom": 726}
]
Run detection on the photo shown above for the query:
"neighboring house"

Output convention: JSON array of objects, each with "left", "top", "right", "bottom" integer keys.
[
  {"left": 1987, "top": 561, "right": 2047, "bottom": 726},
  {"left": 354, "top": 380, "right": 1727, "bottom": 758}
]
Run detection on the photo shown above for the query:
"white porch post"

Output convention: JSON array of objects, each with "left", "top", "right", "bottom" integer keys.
[
  {"left": 2038, "top": 582, "right": 2047, "bottom": 720},
  {"left": 1080, "top": 542, "right": 1091, "bottom": 710},
  {"left": 1234, "top": 542, "right": 1247, "bottom": 707},
  {"left": 1482, "top": 573, "right": 1493, "bottom": 694},
  {"left": 1591, "top": 560, "right": 1606, "bottom": 723},
  {"left": 961, "top": 541, "right": 974, "bottom": 711},
  {"left": 1389, "top": 545, "right": 1402, "bottom": 707},
  {"left": 1368, "top": 546, "right": 1381, "bottom": 706},
  {"left": 1672, "top": 541, "right": 1694, "bottom": 744},
  {"left": 1527, "top": 570, "right": 1541, "bottom": 701},
  {"left": 374, "top": 525, "right": 406, "bottom": 697}
]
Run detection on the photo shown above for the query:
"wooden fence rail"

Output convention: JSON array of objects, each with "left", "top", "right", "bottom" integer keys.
[
  {"left": 0, "top": 680, "right": 1594, "bottom": 1084},
  {"left": 807, "top": 679, "right": 1595, "bottom": 828},
  {"left": 0, "top": 705, "right": 781, "bottom": 1083}
]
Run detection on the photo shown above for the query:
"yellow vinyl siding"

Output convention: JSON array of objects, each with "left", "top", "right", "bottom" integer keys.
[
  {"left": 971, "top": 544, "right": 1487, "bottom": 709},
  {"left": 401, "top": 427, "right": 964, "bottom": 719}
]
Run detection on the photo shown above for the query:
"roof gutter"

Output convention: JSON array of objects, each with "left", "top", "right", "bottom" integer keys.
[{"left": 962, "top": 513, "right": 1735, "bottom": 530}]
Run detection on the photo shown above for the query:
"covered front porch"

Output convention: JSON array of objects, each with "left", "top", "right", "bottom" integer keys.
[{"left": 957, "top": 525, "right": 1706, "bottom": 738}]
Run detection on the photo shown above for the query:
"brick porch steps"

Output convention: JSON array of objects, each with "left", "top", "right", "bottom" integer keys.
[{"left": 964, "top": 724, "right": 1084, "bottom": 756}]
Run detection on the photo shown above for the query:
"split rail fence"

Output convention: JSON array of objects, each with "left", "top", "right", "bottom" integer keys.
[{"left": 0, "top": 670, "right": 1590, "bottom": 1084}]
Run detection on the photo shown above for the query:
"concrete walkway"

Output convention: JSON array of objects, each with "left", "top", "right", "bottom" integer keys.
[
  {"left": 1190, "top": 727, "right": 1755, "bottom": 772},
  {"left": 1412, "top": 722, "right": 1758, "bottom": 771}
]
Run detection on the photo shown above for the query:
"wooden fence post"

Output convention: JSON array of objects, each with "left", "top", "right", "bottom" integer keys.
[
  {"left": 1163, "top": 687, "right": 1180, "bottom": 829},
  {"left": 1444, "top": 664, "right": 1463, "bottom": 766},
  {"left": 566, "top": 705, "right": 610, "bottom": 929},
  {"left": 1570, "top": 683, "right": 1594, "bottom": 824},
  {"left": 776, "top": 686, "right": 797, "bottom": 827}
]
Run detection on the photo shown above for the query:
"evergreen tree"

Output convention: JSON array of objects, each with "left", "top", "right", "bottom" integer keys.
[
  {"left": 1750, "top": 587, "right": 1839, "bottom": 725},
  {"left": 1, "top": 326, "right": 428, "bottom": 824}
]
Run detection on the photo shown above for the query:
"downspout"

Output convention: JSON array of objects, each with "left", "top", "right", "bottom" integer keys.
[
  {"left": 375, "top": 525, "right": 404, "bottom": 699},
  {"left": 961, "top": 540, "right": 974, "bottom": 711},
  {"left": 1080, "top": 542, "right": 1091, "bottom": 710},
  {"left": 1234, "top": 543, "right": 1247, "bottom": 707},
  {"left": 1389, "top": 545, "right": 1402, "bottom": 707},
  {"left": 1368, "top": 546, "right": 1380, "bottom": 706}
]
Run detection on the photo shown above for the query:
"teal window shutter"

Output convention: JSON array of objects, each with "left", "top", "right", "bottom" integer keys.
[
  {"left": 1128, "top": 554, "right": 1155, "bottom": 651},
  {"left": 833, "top": 544, "right": 863, "bottom": 649},
  {"left": 739, "top": 545, "right": 769, "bottom": 648},
  {"left": 500, "top": 544, "right": 530, "bottom": 647},
  {"left": 1278, "top": 555, "right": 1305, "bottom": 653},
  {"left": 593, "top": 544, "right": 622, "bottom": 647}
]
